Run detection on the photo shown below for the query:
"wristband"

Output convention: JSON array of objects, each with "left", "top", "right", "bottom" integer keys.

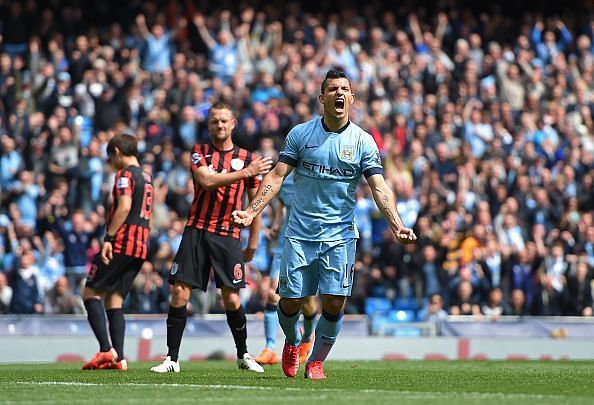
[{"left": 104, "top": 234, "right": 115, "bottom": 243}]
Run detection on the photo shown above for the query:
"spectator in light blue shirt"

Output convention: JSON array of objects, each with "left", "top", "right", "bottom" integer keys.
[
  {"left": 136, "top": 14, "right": 187, "bottom": 74},
  {"left": 192, "top": 12, "right": 239, "bottom": 83},
  {"left": 1, "top": 136, "right": 22, "bottom": 190},
  {"left": 531, "top": 19, "right": 572, "bottom": 65},
  {"left": 8, "top": 171, "right": 42, "bottom": 231}
]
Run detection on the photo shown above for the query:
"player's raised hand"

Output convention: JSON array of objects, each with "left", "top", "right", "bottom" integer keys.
[
  {"left": 245, "top": 156, "right": 273, "bottom": 177},
  {"left": 101, "top": 241, "right": 114, "bottom": 265},
  {"left": 394, "top": 227, "right": 417, "bottom": 244},
  {"left": 231, "top": 210, "right": 254, "bottom": 228}
]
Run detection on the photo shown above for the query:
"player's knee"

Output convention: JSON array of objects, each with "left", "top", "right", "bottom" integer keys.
[
  {"left": 221, "top": 287, "right": 241, "bottom": 310},
  {"left": 322, "top": 296, "right": 346, "bottom": 315},
  {"left": 279, "top": 297, "right": 302, "bottom": 314},
  {"left": 301, "top": 296, "right": 317, "bottom": 316},
  {"left": 82, "top": 287, "right": 101, "bottom": 301},
  {"left": 171, "top": 283, "right": 191, "bottom": 306}
]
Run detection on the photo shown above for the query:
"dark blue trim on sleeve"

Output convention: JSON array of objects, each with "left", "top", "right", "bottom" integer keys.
[
  {"left": 278, "top": 154, "right": 298, "bottom": 167},
  {"left": 363, "top": 167, "right": 383, "bottom": 179}
]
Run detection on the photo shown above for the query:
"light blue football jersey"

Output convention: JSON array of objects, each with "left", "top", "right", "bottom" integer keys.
[{"left": 278, "top": 117, "right": 383, "bottom": 241}]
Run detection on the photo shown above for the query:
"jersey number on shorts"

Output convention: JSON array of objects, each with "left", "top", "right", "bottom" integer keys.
[{"left": 140, "top": 184, "right": 154, "bottom": 220}]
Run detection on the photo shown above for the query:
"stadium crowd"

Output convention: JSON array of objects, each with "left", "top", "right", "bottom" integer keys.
[{"left": 1, "top": 0, "right": 594, "bottom": 320}]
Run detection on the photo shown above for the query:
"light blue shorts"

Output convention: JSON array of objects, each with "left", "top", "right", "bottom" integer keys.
[{"left": 279, "top": 238, "right": 356, "bottom": 298}]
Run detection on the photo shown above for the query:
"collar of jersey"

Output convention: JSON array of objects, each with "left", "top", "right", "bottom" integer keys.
[
  {"left": 321, "top": 118, "right": 351, "bottom": 134},
  {"left": 209, "top": 142, "right": 235, "bottom": 153}
]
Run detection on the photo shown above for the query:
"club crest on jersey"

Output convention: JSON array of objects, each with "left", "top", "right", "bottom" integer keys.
[
  {"left": 231, "top": 158, "right": 244, "bottom": 171},
  {"left": 170, "top": 262, "right": 179, "bottom": 275},
  {"left": 116, "top": 177, "right": 129, "bottom": 189},
  {"left": 191, "top": 152, "right": 202, "bottom": 165},
  {"left": 341, "top": 145, "right": 355, "bottom": 162}
]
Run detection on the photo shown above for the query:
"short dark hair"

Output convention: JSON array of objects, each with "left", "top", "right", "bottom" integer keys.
[
  {"left": 320, "top": 67, "right": 351, "bottom": 94},
  {"left": 107, "top": 133, "right": 138, "bottom": 158},
  {"left": 208, "top": 101, "right": 234, "bottom": 119}
]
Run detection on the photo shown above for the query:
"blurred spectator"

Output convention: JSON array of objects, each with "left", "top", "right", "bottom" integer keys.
[
  {"left": 52, "top": 210, "right": 100, "bottom": 294},
  {"left": 136, "top": 14, "right": 187, "bottom": 74},
  {"left": 418, "top": 293, "right": 448, "bottom": 335},
  {"left": 507, "top": 288, "right": 529, "bottom": 316},
  {"left": 481, "top": 287, "right": 511, "bottom": 319},
  {"left": 44, "top": 276, "right": 84, "bottom": 314},
  {"left": 564, "top": 260, "right": 593, "bottom": 316},
  {"left": 8, "top": 249, "right": 43, "bottom": 314},
  {"left": 128, "top": 262, "right": 168, "bottom": 314},
  {"left": 0, "top": 272, "right": 13, "bottom": 314},
  {"left": 449, "top": 280, "right": 481, "bottom": 316}
]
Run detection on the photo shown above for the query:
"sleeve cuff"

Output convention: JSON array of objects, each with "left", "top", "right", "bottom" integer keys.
[
  {"left": 363, "top": 167, "right": 383, "bottom": 179},
  {"left": 278, "top": 154, "right": 298, "bottom": 167}
]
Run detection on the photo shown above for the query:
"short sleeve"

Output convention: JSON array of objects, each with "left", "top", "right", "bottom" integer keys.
[
  {"left": 114, "top": 170, "right": 134, "bottom": 198},
  {"left": 190, "top": 145, "right": 208, "bottom": 172},
  {"left": 360, "top": 134, "right": 383, "bottom": 178},
  {"left": 278, "top": 127, "right": 300, "bottom": 167}
]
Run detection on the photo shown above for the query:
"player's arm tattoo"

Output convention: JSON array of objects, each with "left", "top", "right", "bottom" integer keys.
[
  {"left": 249, "top": 198, "right": 264, "bottom": 213},
  {"left": 249, "top": 184, "right": 275, "bottom": 214},
  {"left": 379, "top": 192, "right": 406, "bottom": 231},
  {"left": 379, "top": 194, "right": 398, "bottom": 229}
]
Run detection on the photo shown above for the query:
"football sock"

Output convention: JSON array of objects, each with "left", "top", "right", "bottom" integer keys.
[
  {"left": 302, "top": 312, "right": 318, "bottom": 343},
  {"left": 264, "top": 303, "right": 278, "bottom": 349},
  {"left": 226, "top": 307, "right": 248, "bottom": 358},
  {"left": 308, "top": 310, "right": 343, "bottom": 363},
  {"left": 84, "top": 299, "right": 111, "bottom": 352},
  {"left": 106, "top": 308, "right": 125, "bottom": 361},
  {"left": 166, "top": 305, "right": 187, "bottom": 362},
  {"left": 277, "top": 301, "right": 301, "bottom": 346}
]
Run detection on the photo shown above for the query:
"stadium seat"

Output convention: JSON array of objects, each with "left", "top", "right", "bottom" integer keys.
[
  {"left": 364, "top": 297, "right": 393, "bottom": 316},
  {"left": 387, "top": 309, "right": 417, "bottom": 322},
  {"left": 393, "top": 298, "right": 420, "bottom": 311}
]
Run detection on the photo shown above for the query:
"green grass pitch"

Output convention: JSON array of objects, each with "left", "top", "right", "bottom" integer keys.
[{"left": 1, "top": 361, "right": 593, "bottom": 404}]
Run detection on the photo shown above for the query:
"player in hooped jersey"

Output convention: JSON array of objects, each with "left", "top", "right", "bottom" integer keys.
[
  {"left": 82, "top": 132, "right": 154, "bottom": 371},
  {"left": 232, "top": 69, "right": 417, "bottom": 379},
  {"left": 151, "top": 102, "right": 272, "bottom": 373}
]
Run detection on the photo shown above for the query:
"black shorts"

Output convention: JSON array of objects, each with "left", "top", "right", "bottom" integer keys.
[
  {"left": 169, "top": 227, "right": 245, "bottom": 291},
  {"left": 85, "top": 254, "right": 144, "bottom": 296}
]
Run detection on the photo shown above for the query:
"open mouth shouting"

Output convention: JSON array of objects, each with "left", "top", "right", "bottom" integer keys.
[{"left": 334, "top": 97, "right": 345, "bottom": 113}]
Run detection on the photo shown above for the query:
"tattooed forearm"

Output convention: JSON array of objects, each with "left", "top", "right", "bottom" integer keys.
[
  {"left": 249, "top": 198, "right": 264, "bottom": 214},
  {"left": 380, "top": 194, "right": 397, "bottom": 226},
  {"left": 262, "top": 185, "right": 273, "bottom": 196}
]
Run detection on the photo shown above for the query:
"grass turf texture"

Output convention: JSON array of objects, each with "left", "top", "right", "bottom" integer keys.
[{"left": 1, "top": 361, "right": 593, "bottom": 404}]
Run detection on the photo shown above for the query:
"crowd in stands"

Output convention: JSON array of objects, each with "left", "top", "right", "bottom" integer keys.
[{"left": 1, "top": 0, "right": 594, "bottom": 320}]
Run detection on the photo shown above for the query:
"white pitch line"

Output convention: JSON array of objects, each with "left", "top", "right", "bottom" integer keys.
[{"left": 9, "top": 381, "right": 575, "bottom": 400}]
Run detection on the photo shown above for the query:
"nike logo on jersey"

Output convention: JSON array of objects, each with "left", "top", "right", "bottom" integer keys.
[
  {"left": 233, "top": 279, "right": 242, "bottom": 284},
  {"left": 305, "top": 144, "right": 318, "bottom": 149}
]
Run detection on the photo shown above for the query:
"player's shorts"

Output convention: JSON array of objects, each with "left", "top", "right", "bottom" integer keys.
[
  {"left": 85, "top": 253, "right": 144, "bottom": 296},
  {"left": 279, "top": 238, "right": 356, "bottom": 298},
  {"left": 169, "top": 227, "right": 245, "bottom": 291}
]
